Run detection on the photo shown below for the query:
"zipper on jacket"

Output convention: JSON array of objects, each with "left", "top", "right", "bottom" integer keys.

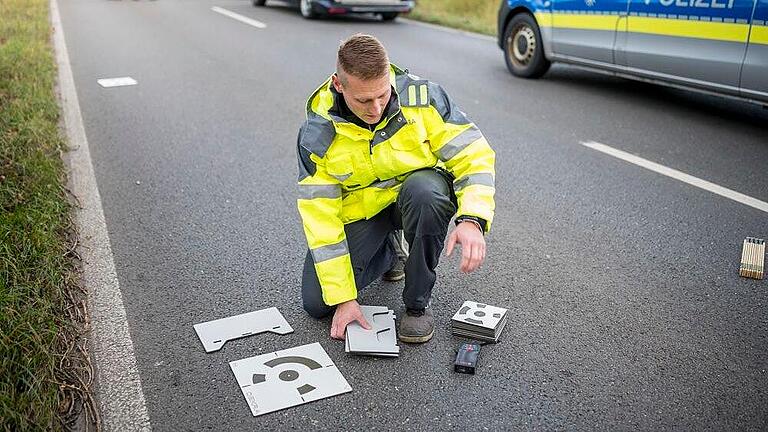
[{"left": 368, "top": 124, "right": 374, "bottom": 154}]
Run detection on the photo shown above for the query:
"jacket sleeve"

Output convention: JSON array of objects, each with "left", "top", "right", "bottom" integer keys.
[
  {"left": 296, "top": 126, "right": 357, "bottom": 306},
  {"left": 423, "top": 83, "right": 496, "bottom": 231}
]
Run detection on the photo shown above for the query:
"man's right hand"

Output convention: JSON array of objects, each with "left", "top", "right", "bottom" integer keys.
[{"left": 330, "top": 299, "right": 371, "bottom": 340}]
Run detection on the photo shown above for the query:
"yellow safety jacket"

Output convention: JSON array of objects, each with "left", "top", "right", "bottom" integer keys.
[{"left": 297, "top": 64, "right": 495, "bottom": 306}]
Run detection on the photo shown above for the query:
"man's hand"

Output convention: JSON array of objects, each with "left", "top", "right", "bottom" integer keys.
[
  {"left": 446, "top": 221, "right": 486, "bottom": 273},
  {"left": 330, "top": 299, "right": 371, "bottom": 340}
]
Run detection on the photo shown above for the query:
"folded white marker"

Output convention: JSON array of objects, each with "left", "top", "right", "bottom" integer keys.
[
  {"left": 194, "top": 307, "right": 293, "bottom": 353},
  {"left": 345, "top": 305, "right": 399, "bottom": 357}
]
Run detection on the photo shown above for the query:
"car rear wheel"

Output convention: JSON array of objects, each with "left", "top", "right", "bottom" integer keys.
[
  {"left": 381, "top": 12, "right": 399, "bottom": 21},
  {"left": 252, "top": 0, "right": 266, "bottom": 5},
  {"left": 503, "top": 13, "right": 550, "bottom": 78},
  {"left": 300, "top": 0, "right": 318, "bottom": 19}
]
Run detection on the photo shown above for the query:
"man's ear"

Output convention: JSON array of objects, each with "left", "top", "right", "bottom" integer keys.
[{"left": 331, "top": 73, "right": 343, "bottom": 93}]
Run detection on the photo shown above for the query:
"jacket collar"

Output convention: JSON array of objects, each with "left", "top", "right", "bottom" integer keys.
[{"left": 306, "top": 64, "right": 411, "bottom": 133}]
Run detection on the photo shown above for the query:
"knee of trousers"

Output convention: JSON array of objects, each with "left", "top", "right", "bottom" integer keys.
[
  {"left": 399, "top": 172, "right": 456, "bottom": 218},
  {"left": 399, "top": 185, "right": 456, "bottom": 223}
]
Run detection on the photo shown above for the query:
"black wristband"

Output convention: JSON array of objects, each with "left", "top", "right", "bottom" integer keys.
[{"left": 455, "top": 215, "right": 486, "bottom": 233}]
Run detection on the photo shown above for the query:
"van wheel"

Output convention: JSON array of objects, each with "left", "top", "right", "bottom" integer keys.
[{"left": 503, "top": 13, "right": 550, "bottom": 78}]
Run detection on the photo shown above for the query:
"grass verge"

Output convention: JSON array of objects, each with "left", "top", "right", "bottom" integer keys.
[
  {"left": 0, "top": 0, "right": 94, "bottom": 430},
  {"left": 408, "top": 0, "right": 500, "bottom": 36}
]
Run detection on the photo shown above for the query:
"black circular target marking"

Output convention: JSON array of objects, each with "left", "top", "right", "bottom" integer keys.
[
  {"left": 264, "top": 356, "right": 321, "bottom": 370},
  {"left": 279, "top": 370, "right": 299, "bottom": 382},
  {"left": 474, "top": 311, "right": 486, "bottom": 317}
]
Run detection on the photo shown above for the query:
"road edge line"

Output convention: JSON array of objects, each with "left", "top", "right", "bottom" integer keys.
[{"left": 50, "top": 0, "right": 153, "bottom": 430}]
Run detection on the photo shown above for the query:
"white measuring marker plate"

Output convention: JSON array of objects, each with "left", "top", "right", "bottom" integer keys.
[
  {"left": 451, "top": 301, "right": 508, "bottom": 330},
  {"left": 345, "top": 305, "right": 399, "bottom": 356},
  {"left": 230, "top": 342, "right": 352, "bottom": 417},
  {"left": 97, "top": 77, "right": 137, "bottom": 88},
  {"left": 193, "top": 307, "right": 293, "bottom": 353}
]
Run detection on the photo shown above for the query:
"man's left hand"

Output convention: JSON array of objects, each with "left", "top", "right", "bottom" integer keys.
[{"left": 445, "top": 221, "right": 486, "bottom": 273}]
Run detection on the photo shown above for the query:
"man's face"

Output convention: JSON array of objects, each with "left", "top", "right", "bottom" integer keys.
[{"left": 332, "top": 71, "right": 391, "bottom": 125}]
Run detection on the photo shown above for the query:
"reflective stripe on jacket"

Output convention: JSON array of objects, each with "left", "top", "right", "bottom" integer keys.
[{"left": 297, "top": 64, "right": 496, "bottom": 306}]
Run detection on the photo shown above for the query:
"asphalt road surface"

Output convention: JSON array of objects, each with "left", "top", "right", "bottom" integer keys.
[{"left": 58, "top": 0, "right": 768, "bottom": 430}]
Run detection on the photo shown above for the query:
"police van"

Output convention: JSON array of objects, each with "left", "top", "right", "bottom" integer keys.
[{"left": 497, "top": 0, "right": 768, "bottom": 104}]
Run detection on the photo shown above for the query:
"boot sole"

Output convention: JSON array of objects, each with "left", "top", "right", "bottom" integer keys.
[
  {"left": 398, "top": 329, "right": 434, "bottom": 344},
  {"left": 382, "top": 273, "right": 405, "bottom": 282}
]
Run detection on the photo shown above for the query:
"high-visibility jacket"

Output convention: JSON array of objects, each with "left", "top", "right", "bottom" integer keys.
[{"left": 297, "top": 64, "right": 495, "bottom": 306}]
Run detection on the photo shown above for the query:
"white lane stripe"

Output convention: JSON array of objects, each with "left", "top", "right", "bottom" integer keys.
[
  {"left": 581, "top": 141, "right": 768, "bottom": 214},
  {"left": 51, "top": 0, "right": 152, "bottom": 430},
  {"left": 211, "top": 6, "right": 267, "bottom": 29},
  {"left": 97, "top": 77, "right": 138, "bottom": 88}
]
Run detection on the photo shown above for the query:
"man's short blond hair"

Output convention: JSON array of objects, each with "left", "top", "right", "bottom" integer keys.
[{"left": 337, "top": 34, "right": 390, "bottom": 82}]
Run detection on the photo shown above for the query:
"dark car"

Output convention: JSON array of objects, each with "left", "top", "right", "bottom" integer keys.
[{"left": 253, "top": 0, "right": 414, "bottom": 21}]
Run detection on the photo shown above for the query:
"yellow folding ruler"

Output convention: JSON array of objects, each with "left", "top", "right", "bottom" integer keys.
[{"left": 739, "top": 237, "right": 765, "bottom": 280}]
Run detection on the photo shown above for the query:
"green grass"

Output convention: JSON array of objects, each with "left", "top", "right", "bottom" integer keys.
[
  {"left": 408, "top": 0, "right": 501, "bottom": 36},
  {"left": 0, "top": 0, "right": 88, "bottom": 430}
]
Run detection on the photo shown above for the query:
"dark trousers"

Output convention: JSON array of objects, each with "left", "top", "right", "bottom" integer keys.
[{"left": 302, "top": 169, "right": 457, "bottom": 318}]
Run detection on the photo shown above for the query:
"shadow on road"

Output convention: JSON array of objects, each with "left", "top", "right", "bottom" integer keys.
[{"left": 540, "top": 66, "right": 768, "bottom": 136}]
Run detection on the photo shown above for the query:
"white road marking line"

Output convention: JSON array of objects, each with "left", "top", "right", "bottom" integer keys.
[
  {"left": 211, "top": 6, "right": 267, "bottom": 29},
  {"left": 581, "top": 140, "right": 768, "bottom": 214},
  {"left": 97, "top": 77, "right": 138, "bottom": 88},
  {"left": 51, "top": 0, "right": 152, "bottom": 430}
]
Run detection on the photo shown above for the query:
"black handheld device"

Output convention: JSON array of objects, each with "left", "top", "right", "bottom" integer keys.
[{"left": 454, "top": 342, "right": 481, "bottom": 374}]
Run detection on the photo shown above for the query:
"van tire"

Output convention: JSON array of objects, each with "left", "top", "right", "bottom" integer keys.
[{"left": 503, "top": 13, "right": 550, "bottom": 78}]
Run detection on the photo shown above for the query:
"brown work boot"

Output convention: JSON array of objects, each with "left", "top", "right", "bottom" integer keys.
[
  {"left": 398, "top": 308, "right": 434, "bottom": 343},
  {"left": 382, "top": 258, "right": 405, "bottom": 282}
]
